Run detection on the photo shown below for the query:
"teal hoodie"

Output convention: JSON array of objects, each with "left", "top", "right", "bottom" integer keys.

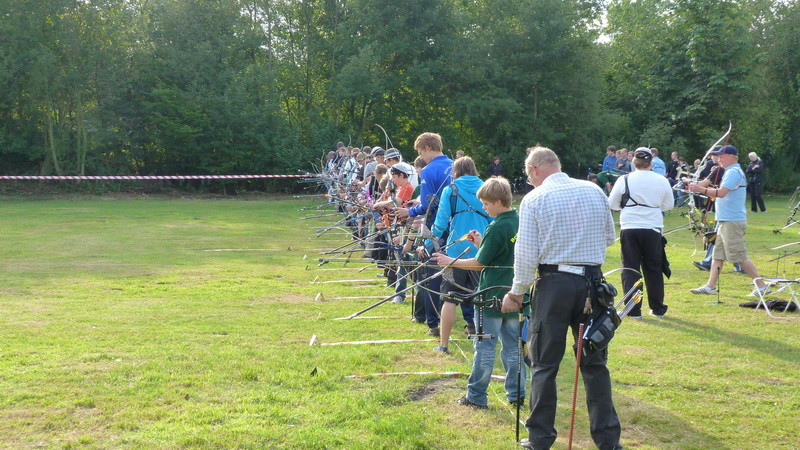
[{"left": 430, "top": 175, "right": 492, "bottom": 258}]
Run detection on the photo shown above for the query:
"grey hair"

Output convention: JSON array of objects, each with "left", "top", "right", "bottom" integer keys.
[
  {"left": 748, "top": 152, "right": 759, "bottom": 159},
  {"left": 525, "top": 146, "right": 561, "bottom": 170}
]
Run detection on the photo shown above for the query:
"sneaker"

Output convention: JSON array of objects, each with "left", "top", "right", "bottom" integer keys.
[
  {"left": 690, "top": 285, "right": 718, "bottom": 295},
  {"left": 649, "top": 311, "right": 664, "bottom": 318},
  {"left": 465, "top": 324, "right": 476, "bottom": 336},
  {"left": 411, "top": 317, "right": 425, "bottom": 324},
  {"left": 692, "top": 261, "right": 711, "bottom": 271},
  {"left": 520, "top": 438, "right": 534, "bottom": 449},
  {"left": 426, "top": 327, "right": 440, "bottom": 337},
  {"left": 628, "top": 315, "right": 643, "bottom": 319},
  {"left": 456, "top": 396, "right": 487, "bottom": 409},
  {"left": 391, "top": 296, "right": 405, "bottom": 304},
  {"left": 433, "top": 345, "right": 449, "bottom": 354},
  {"left": 749, "top": 285, "right": 771, "bottom": 297}
]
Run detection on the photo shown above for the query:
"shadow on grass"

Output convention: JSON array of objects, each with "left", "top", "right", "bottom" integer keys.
[
  {"left": 645, "top": 316, "right": 800, "bottom": 363},
  {"left": 615, "top": 390, "right": 730, "bottom": 448}
]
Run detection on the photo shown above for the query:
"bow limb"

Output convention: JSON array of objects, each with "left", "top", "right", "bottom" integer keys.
[
  {"left": 691, "top": 121, "right": 733, "bottom": 186},
  {"left": 375, "top": 123, "right": 394, "bottom": 150}
]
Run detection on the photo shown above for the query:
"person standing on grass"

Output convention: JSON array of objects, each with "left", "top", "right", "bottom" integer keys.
[
  {"left": 602, "top": 146, "right": 617, "bottom": 172},
  {"left": 608, "top": 148, "right": 674, "bottom": 319},
  {"left": 372, "top": 162, "right": 416, "bottom": 304},
  {"left": 746, "top": 152, "right": 767, "bottom": 213},
  {"left": 428, "top": 156, "right": 490, "bottom": 354},
  {"left": 395, "top": 132, "right": 453, "bottom": 337},
  {"left": 487, "top": 156, "right": 505, "bottom": 178},
  {"left": 502, "top": 146, "right": 621, "bottom": 450},
  {"left": 433, "top": 177, "right": 528, "bottom": 409},
  {"left": 687, "top": 145, "right": 770, "bottom": 297},
  {"left": 614, "top": 148, "right": 631, "bottom": 174}
]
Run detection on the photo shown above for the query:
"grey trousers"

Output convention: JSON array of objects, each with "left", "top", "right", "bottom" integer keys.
[{"left": 525, "top": 271, "right": 621, "bottom": 449}]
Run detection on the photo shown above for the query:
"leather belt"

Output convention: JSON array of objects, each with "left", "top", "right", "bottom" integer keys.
[{"left": 538, "top": 264, "right": 601, "bottom": 278}]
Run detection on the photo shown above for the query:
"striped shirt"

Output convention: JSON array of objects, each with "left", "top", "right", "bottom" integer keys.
[{"left": 511, "top": 172, "right": 616, "bottom": 295}]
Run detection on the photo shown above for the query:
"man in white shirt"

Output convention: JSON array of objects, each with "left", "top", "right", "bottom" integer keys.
[
  {"left": 608, "top": 148, "right": 674, "bottom": 318},
  {"left": 502, "top": 146, "right": 621, "bottom": 450}
]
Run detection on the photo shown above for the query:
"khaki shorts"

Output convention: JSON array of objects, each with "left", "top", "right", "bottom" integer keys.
[{"left": 712, "top": 221, "right": 748, "bottom": 263}]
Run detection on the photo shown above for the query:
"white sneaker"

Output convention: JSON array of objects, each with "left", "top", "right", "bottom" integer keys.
[
  {"left": 690, "top": 285, "right": 717, "bottom": 295},
  {"left": 749, "top": 285, "right": 771, "bottom": 297}
]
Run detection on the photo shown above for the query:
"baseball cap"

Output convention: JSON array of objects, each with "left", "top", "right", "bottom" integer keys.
[
  {"left": 390, "top": 162, "right": 414, "bottom": 176},
  {"left": 711, "top": 145, "right": 738, "bottom": 155},
  {"left": 385, "top": 148, "right": 402, "bottom": 161},
  {"left": 372, "top": 147, "right": 385, "bottom": 156},
  {"left": 633, "top": 147, "right": 652, "bottom": 158}
]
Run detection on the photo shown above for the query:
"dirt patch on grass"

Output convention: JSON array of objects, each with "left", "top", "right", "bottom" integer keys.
[{"left": 407, "top": 377, "right": 461, "bottom": 402}]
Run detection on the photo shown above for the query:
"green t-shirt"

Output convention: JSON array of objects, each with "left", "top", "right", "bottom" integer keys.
[
  {"left": 475, "top": 209, "right": 529, "bottom": 318},
  {"left": 596, "top": 171, "right": 620, "bottom": 186}
]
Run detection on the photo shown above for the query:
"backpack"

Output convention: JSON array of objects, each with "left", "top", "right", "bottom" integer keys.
[{"left": 449, "top": 182, "right": 490, "bottom": 220}]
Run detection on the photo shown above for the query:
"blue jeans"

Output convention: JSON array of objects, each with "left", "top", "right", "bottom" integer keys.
[{"left": 466, "top": 315, "right": 527, "bottom": 406}]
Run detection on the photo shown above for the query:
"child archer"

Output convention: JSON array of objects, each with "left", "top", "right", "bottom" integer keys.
[{"left": 432, "top": 177, "right": 528, "bottom": 408}]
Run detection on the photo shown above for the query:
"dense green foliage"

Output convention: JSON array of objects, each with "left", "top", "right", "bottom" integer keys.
[{"left": 1, "top": 0, "right": 798, "bottom": 189}]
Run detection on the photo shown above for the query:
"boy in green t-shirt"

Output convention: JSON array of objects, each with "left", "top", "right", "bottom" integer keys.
[{"left": 433, "top": 177, "right": 527, "bottom": 409}]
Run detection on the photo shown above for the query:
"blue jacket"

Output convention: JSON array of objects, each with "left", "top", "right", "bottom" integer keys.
[
  {"left": 602, "top": 155, "right": 617, "bottom": 172},
  {"left": 430, "top": 175, "right": 492, "bottom": 258},
  {"left": 408, "top": 155, "right": 453, "bottom": 220}
]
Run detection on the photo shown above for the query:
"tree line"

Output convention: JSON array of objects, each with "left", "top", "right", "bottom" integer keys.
[{"left": 1, "top": 0, "right": 798, "bottom": 192}]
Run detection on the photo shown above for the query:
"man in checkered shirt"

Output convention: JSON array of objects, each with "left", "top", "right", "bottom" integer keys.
[{"left": 502, "top": 146, "right": 621, "bottom": 450}]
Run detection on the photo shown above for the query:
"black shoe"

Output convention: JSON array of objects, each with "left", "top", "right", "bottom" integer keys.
[
  {"left": 456, "top": 396, "right": 487, "bottom": 409},
  {"left": 509, "top": 397, "right": 525, "bottom": 408},
  {"left": 692, "top": 261, "right": 711, "bottom": 271}
]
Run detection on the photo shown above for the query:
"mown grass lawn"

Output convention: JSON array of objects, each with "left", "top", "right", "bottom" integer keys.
[{"left": 1, "top": 193, "right": 798, "bottom": 448}]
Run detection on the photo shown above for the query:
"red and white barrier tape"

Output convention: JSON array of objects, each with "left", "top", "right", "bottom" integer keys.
[{"left": 0, "top": 174, "right": 317, "bottom": 181}]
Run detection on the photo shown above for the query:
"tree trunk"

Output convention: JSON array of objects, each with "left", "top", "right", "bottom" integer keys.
[
  {"left": 46, "top": 102, "right": 63, "bottom": 176},
  {"left": 77, "top": 91, "right": 87, "bottom": 176}
]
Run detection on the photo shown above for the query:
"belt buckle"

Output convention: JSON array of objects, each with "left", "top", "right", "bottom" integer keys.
[{"left": 557, "top": 264, "right": 585, "bottom": 276}]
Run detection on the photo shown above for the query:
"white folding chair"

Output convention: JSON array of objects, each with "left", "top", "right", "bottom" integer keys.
[{"left": 752, "top": 277, "right": 800, "bottom": 319}]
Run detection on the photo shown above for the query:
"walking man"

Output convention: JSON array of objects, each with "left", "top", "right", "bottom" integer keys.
[{"left": 502, "top": 146, "right": 621, "bottom": 449}]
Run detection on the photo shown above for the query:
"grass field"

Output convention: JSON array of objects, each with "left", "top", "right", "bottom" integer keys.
[{"left": 1, "top": 193, "right": 799, "bottom": 448}]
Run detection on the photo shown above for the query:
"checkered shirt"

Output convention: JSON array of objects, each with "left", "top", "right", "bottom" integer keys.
[{"left": 510, "top": 172, "right": 616, "bottom": 295}]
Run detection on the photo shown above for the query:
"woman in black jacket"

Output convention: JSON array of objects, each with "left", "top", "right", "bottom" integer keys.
[{"left": 746, "top": 152, "right": 767, "bottom": 212}]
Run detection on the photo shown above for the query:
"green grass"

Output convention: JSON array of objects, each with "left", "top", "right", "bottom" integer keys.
[{"left": 1, "top": 193, "right": 798, "bottom": 448}]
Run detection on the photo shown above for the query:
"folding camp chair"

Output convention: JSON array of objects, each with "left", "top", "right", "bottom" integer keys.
[{"left": 752, "top": 277, "right": 800, "bottom": 319}]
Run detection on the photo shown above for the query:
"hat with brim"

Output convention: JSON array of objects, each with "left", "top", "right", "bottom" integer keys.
[
  {"left": 385, "top": 148, "right": 402, "bottom": 161},
  {"left": 711, "top": 145, "right": 738, "bottom": 156},
  {"left": 390, "top": 162, "right": 414, "bottom": 176},
  {"left": 633, "top": 147, "right": 652, "bottom": 158}
]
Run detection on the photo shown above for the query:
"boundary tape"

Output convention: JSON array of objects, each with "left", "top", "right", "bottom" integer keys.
[{"left": 0, "top": 174, "right": 317, "bottom": 181}]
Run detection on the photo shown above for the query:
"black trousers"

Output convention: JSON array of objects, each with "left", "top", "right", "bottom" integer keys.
[
  {"left": 620, "top": 228, "right": 668, "bottom": 316},
  {"left": 747, "top": 182, "right": 766, "bottom": 212},
  {"left": 526, "top": 270, "right": 621, "bottom": 449}
]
